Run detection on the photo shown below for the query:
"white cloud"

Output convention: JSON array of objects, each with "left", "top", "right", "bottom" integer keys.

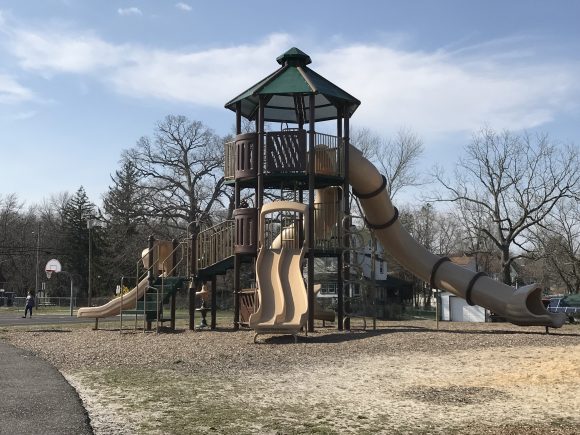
[
  {"left": 8, "top": 28, "right": 126, "bottom": 74},
  {"left": 175, "top": 2, "right": 192, "bottom": 12},
  {"left": 1, "top": 16, "right": 579, "bottom": 139},
  {"left": 117, "top": 7, "right": 142, "bottom": 17},
  {"left": 316, "top": 44, "right": 580, "bottom": 136},
  {"left": 0, "top": 74, "right": 34, "bottom": 103},
  {"left": 109, "top": 33, "right": 293, "bottom": 106},
  {"left": 111, "top": 39, "right": 580, "bottom": 137}
]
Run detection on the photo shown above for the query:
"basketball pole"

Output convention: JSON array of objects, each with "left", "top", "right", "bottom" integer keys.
[
  {"left": 87, "top": 218, "right": 94, "bottom": 307},
  {"left": 45, "top": 270, "right": 73, "bottom": 316},
  {"left": 69, "top": 274, "right": 74, "bottom": 316},
  {"left": 33, "top": 224, "right": 40, "bottom": 306}
]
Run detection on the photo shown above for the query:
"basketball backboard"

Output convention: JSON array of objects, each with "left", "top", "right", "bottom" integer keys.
[{"left": 45, "top": 258, "right": 62, "bottom": 279}]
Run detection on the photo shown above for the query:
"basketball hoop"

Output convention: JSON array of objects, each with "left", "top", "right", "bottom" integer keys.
[{"left": 44, "top": 259, "right": 62, "bottom": 280}]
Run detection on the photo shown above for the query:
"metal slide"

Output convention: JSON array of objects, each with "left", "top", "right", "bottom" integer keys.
[
  {"left": 77, "top": 277, "right": 149, "bottom": 319},
  {"left": 348, "top": 144, "right": 566, "bottom": 328}
]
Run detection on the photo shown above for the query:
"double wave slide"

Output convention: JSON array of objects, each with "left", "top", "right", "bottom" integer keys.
[{"left": 249, "top": 201, "right": 309, "bottom": 342}]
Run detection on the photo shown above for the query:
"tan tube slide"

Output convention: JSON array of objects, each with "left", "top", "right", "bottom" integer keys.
[
  {"left": 348, "top": 144, "right": 566, "bottom": 328},
  {"left": 77, "top": 277, "right": 149, "bottom": 318}
]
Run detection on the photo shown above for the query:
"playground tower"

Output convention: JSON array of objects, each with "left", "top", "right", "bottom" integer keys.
[{"left": 223, "top": 48, "right": 360, "bottom": 331}]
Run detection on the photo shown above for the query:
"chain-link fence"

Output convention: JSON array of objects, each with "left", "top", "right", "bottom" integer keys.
[{"left": 12, "top": 296, "right": 80, "bottom": 308}]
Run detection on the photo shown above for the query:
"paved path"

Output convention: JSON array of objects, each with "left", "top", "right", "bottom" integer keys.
[
  {"left": 0, "top": 311, "right": 96, "bottom": 327},
  {"left": 0, "top": 310, "right": 189, "bottom": 327},
  {"left": 0, "top": 340, "right": 93, "bottom": 434}
]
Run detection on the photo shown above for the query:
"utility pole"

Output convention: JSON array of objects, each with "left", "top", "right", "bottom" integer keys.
[
  {"left": 87, "top": 217, "right": 94, "bottom": 307},
  {"left": 33, "top": 224, "right": 40, "bottom": 306}
]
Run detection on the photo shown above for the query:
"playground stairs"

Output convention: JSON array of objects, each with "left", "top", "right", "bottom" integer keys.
[
  {"left": 195, "top": 219, "right": 258, "bottom": 327},
  {"left": 122, "top": 276, "right": 186, "bottom": 322},
  {"left": 195, "top": 219, "right": 237, "bottom": 281}
]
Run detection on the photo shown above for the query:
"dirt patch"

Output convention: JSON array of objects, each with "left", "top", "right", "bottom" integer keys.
[{"left": 402, "top": 386, "right": 505, "bottom": 405}]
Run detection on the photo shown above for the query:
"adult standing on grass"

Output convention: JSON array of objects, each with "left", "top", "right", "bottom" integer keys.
[{"left": 22, "top": 292, "right": 35, "bottom": 318}]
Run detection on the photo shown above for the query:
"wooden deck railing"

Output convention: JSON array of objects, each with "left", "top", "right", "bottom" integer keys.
[
  {"left": 224, "top": 131, "right": 344, "bottom": 180},
  {"left": 313, "top": 132, "right": 343, "bottom": 177},
  {"left": 196, "top": 220, "right": 235, "bottom": 270},
  {"left": 224, "top": 140, "right": 235, "bottom": 181}
]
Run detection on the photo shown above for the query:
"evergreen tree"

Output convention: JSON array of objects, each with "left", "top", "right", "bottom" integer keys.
[
  {"left": 101, "top": 159, "right": 148, "bottom": 284},
  {"left": 61, "top": 187, "right": 102, "bottom": 301}
]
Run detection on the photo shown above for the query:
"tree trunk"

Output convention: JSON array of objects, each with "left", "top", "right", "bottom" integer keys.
[{"left": 501, "top": 247, "right": 512, "bottom": 285}]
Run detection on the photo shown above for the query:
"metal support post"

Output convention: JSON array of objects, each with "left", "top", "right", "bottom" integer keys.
[
  {"left": 211, "top": 274, "right": 217, "bottom": 330},
  {"left": 307, "top": 94, "right": 316, "bottom": 333}
]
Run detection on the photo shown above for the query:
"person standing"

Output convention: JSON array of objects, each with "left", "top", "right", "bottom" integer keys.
[{"left": 22, "top": 292, "right": 35, "bottom": 318}]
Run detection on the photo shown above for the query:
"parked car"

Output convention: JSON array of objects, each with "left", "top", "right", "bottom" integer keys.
[
  {"left": 547, "top": 296, "right": 580, "bottom": 323},
  {"left": 0, "top": 290, "right": 15, "bottom": 307}
]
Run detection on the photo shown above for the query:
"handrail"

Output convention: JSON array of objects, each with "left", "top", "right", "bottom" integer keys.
[
  {"left": 134, "top": 254, "right": 149, "bottom": 331},
  {"left": 120, "top": 240, "right": 190, "bottom": 333},
  {"left": 342, "top": 214, "right": 377, "bottom": 327},
  {"left": 155, "top": 240, "right": 189, "bottom": 333},
  {"left": 159, "top": 241, "right": 189, "bottom": 278},
  {"left": 196, "top": 220, "right": 235, "bottom": 270}
]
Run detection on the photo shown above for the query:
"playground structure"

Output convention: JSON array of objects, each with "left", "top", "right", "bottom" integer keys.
[
  {"left": 77, "top": 48, "right": 567, "bottom": 336},
  {"left": 77, "top": 238, "right": 193, "bottom": 332}
]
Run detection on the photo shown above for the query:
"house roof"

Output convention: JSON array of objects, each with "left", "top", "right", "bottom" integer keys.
[
  {"left": 449, "top": 255, "right": 476, "bottom": 268},
  {"left": 224, "top": 47, "right": 361, "bottom": 123}
]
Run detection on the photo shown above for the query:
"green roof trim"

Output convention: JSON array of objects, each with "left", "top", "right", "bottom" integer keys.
[{"left": 225, "top": 48, "right": 360, "bottom": 122}]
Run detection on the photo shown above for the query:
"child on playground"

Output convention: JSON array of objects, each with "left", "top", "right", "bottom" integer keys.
[{"left": 22, "top": 292, "right": 35, "bottom": 318}]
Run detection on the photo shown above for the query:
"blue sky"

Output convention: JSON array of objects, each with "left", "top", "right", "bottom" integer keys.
[{"left": 0, "top": 1, "right": 579, "bottom": 206}]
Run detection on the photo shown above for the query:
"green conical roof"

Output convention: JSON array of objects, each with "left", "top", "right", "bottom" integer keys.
[
  {"left": 276, "top": 47, "right": 312, "bottom": 66},
  {"left": 225, "top": 47, "right": 360, "bottom": 123}
]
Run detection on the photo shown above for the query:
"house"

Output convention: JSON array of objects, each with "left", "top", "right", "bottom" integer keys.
[{"left": 314, "top": 232, "right": 413, "bottom": 319}]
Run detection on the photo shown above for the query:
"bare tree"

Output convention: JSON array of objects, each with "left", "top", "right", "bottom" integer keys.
[
  {"left": 532, "top": 198, "right": 580, "bottom": 294},
  {"left": 399, "top": 203, "right": 471, "bottom": 307},
  {"left": 351, "top": 127, "right": 424, "bottom": 200},
  {"left": 434, "top": 128, "right": 580, "bottom": 285},
  {"left": 350, "top": 127, "right": 381, "bottom": 161},
  {"left": 453, "top": 198, "right": 498, "bottom": 273},
  {"left": 434, "top": 211, "right": 468, "bottom": 256},
  {"left": 0, "top": 194, "right": 42, "bottom": 295},
  {"left": 124, "top": 115, "right": 227, "bottom": 231}
]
